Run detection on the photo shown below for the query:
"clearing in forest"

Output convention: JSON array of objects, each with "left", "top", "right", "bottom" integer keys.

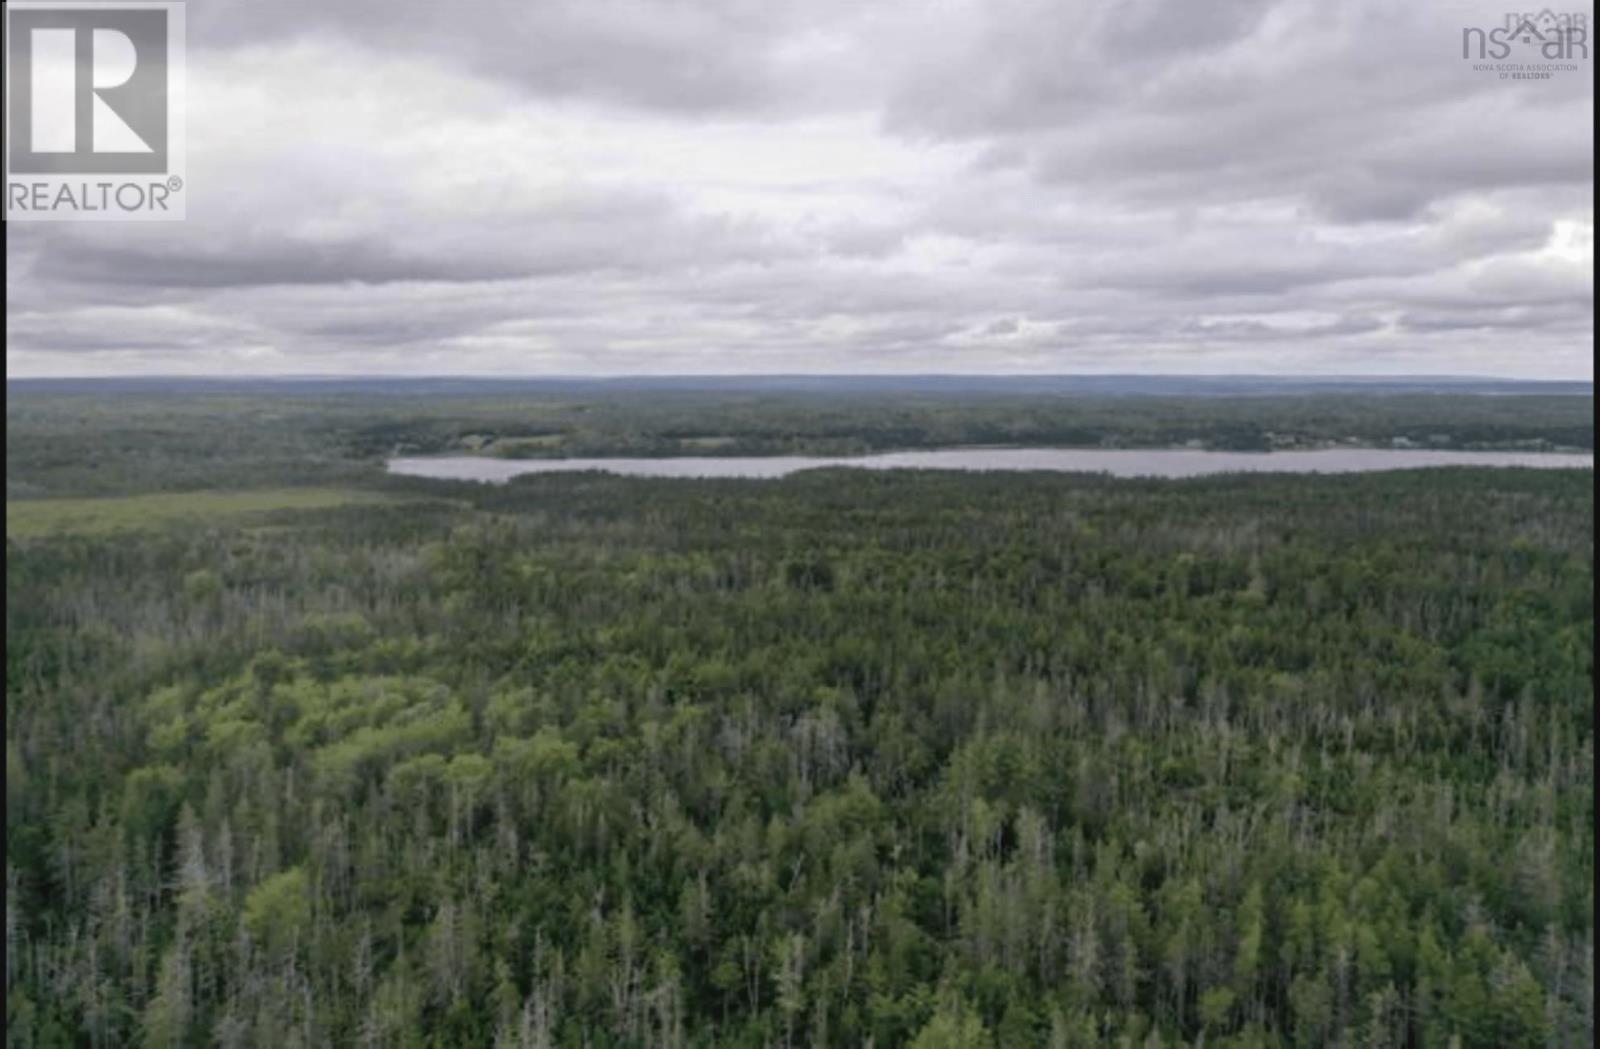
[{"left": 5, "top": 487, "right": 407, "bottom": 538}]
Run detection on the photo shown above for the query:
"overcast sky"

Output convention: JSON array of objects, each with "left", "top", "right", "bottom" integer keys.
[{"left": 6, "top": 0, "right": 1594, "bottom": 377}]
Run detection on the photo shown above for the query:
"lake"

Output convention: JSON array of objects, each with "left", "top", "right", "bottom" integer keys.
[{"left": 388, "top": 447, "right": 1595, "bottom": 482}]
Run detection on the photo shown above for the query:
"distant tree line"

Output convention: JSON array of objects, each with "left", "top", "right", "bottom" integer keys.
[{"left": 7, "top": 388, "right": 1592, "bottom": 497}]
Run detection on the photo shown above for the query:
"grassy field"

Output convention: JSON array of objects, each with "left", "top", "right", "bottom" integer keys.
[{"left": 5, "top": 487, "right": 406, "bottom": 538}]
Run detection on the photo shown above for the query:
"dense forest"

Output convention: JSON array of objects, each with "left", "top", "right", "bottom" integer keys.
[
  {"left": 4, "top": 388, "right": 1595, "bottom": 1047},
  {"left": 6, "top": 383, "right": 1592, "bottom": 497}
]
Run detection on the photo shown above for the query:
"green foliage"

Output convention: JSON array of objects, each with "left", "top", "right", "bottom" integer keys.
[
  {"left": 910, "top": 996, "right": 993, "bottom": 1048},
  {"left": 5, "top": 487, "right": 407, "bottom": 537},
  {"left": 242, "top": 867, "right": 312, "bottom": 953},
  {"left": 4, "top": 394, "right": 1593, "bottom": 1047}
]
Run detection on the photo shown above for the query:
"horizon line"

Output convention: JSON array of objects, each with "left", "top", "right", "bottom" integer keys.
[{"left": 7, "top": 372, "right": 1595, "bottom": 384}]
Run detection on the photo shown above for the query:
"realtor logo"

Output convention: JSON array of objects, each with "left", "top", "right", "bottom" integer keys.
[
  {"left": 4, "top": 1, "right": 186, "bottom": 220},
  {"left": 1461, "top": 8, "right": 1589, "bottom": 79}
]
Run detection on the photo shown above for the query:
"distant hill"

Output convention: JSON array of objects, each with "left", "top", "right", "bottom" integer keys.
[{"left": 8, "top": 374, "right": 1594, "bottom": 398}]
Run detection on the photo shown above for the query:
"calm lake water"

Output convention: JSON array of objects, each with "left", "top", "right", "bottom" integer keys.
[{"left": 388, "top": 448, "right": 1595, "bottom": 482}]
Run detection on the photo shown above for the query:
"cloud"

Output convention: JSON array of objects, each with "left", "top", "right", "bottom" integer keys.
[{"left": 6, "top": 0, "right": 1593, "bottom": 378}]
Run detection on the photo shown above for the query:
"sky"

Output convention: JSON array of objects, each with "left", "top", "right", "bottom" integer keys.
[{"left": 5, "top": 0, "right": 1594, "bottom": 378}]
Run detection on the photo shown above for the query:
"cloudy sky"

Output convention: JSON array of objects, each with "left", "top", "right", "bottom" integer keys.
[{"left": 6, "top": 0, "right": 1594, "bottom": 377}]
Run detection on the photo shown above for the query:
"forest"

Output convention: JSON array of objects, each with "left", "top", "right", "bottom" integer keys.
[
  {"left": 4, "top": 386, "right": 1595, "bottom": 1047},
  {"left": 6, "top": 382, "right": 1593, "bottom": 497}
]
